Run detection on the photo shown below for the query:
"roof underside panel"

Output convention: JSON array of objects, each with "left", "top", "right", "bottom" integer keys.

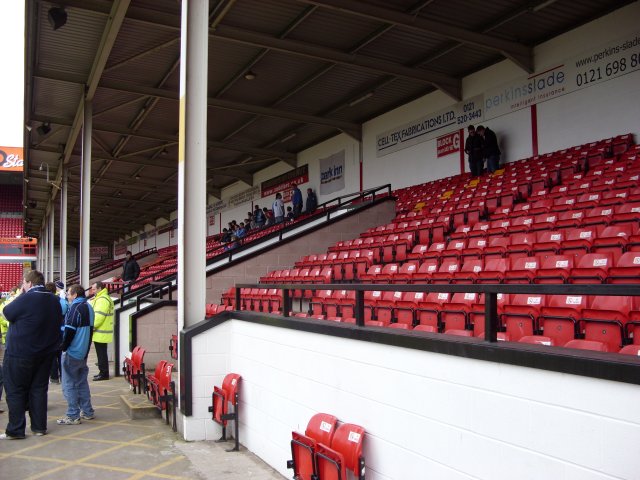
[
  {"left": 32, "top": 78, "right": 83, "bottom": 119},
  {"left": 37, "top": 4, "right": 107, "bottom": 77},
  {"left": 22, "top": 0, "right": 634, "bottom": 242}
]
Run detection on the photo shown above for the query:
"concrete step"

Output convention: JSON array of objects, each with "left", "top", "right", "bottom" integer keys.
[{"left": 119, "top": 391, "right": 162, "bottom": 420}]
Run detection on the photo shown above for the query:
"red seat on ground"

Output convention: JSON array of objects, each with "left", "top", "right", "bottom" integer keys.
[
  {"left": 288, "top": 413, "right": 339, "bottom": 480},
  {"left": 209, "top": 373, "right": 242, "bottom": 451},
  {"left": 315, "top": 423, "right": 365, "bottom": 480}
]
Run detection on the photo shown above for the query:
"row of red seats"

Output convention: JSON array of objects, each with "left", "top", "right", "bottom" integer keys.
[
  {"left": 304, "top": 290, "right": 640, "bottom": 353},
  {"left": 408, "top": 225, "right": 638, "bottom": 263},
  {"left": 395, "top": 141, "right": 638, "bottom": 215},
  {"left": 359, "top": 251, "right": 640, "bottom": 285},
  {"left": 0, "top": 217, "right": 22, "bottom": 238}
]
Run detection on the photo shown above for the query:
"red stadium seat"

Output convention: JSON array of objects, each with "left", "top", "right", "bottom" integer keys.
[
  {"left": 416, "top": 292, "right": 450, "bottom": 331},
  {"left": 567, "top": 253, "right": 613, "bottom": 284},
  {"left": 519, "top": 335, "right": 555, "bottom": 346},
  {"left": 580, "top": 296, "right": 633, "bottom": 352},
  {"left": 606, "top": 252, "right": 640, "bottom": 284},
  {"left": 209, "top": 373, "right": 241, "bottom": 450},
  {"left": 476, "top": 258, "right": 509, "bottom": 284},
  {"left": 501, "top": 294, "right": 546, "bottom": 342},
  {"left": 315, "top": 423, "right": 365, "bottom": 480},
  {"left": 564, "top": 339, "right": 609, "bottom": 352},
  {"left": 539, "top": 295, "right": 587, "bottom": 346},
  {"left": 533, "top": 255, "right": 574, "bottom": 284},
  {"left": 288, "top": 413, "right": 339, "bottom": 480},
  {"left": 503, "top": 256, "right": 541, "bottom": 284}
]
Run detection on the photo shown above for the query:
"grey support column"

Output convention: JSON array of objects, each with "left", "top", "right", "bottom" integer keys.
[
  {"left": 49, "top": 208, "right": 55, "bottom": 281},
  {"left": 60, "top": 166, "right": 68, "bottom": 287},
  {"left": 41, "top": 221, "right": 47, "bottom": 277},
  {"left": 80, "top": 98, "right": 92, "bottom": 288},
  {"left": 177, "top": 0, "right": 208, "bottom": 330}
]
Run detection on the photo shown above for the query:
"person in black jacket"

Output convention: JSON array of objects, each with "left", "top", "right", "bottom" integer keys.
[
  {"left": 121, "top": 251, "right": 140, "bottom": 293},
  {"left": 305, "top": 188, "right": 318, "bottom": 214},
  {"left": 464, "top": 125, "right": 484, "bottom": 177},
  {"left": 477, "top": 125, "right": 501, "bottom": 173},
  {"left": 1, "top": 270, "right": 62, "bottom": 439}
]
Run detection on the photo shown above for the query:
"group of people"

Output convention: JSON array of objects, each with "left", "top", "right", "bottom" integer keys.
[
  {"left": 464, "top": 124, "right": 502, "bottom": 177},
  {"left": 0, "top": 270, "right": 114, "bottom": 439},
  {"left": 219, "top": 186, "right": 318, "bottom": 250}
]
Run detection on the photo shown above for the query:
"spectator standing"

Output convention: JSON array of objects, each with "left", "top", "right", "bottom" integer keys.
[
  {"left": 263, "top": 207, "right": 274, "bottom": 226},
  {"left": 305, "top": 188, "right": 318, "bottom": 214},
  {"left": 121, "top": 251, "right": 140, "bottom": 293},
  {"left": 477, "top": 125, "right": 501, "bottom": 173},
  {"left": 291, "top": 185, "right": 303, "bottom": 217},
  {"left": 464, "top": 125, "right": 484, "bottom": 177},
  {"left": 253, "top": 205, "right": 265, "bottom": 228},
  {"left": 89, "top": 282, "right": 114, "bottom": 381},
  {"left": 57, "top": 285, "right": 95, "bottom": 425},
  {"left": 272, "top": 193, "right": 285, "bottom": 223},
  {"left": 1, "top": 270, "right": 62, "bottom": 439}
]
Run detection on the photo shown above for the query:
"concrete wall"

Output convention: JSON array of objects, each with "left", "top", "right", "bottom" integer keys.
[
  {"left": 206, "top": 199, "right": 396, "bottom": 304},
  {"left": 184, "top": 320, "right": 640, "bottom": 480},
  {"left": 135, "top": 304, "right": 178, "bottom": 371}
]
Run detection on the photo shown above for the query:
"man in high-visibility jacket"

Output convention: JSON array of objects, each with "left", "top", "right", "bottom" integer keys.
[{"left": 89, "top": 282, "right": 114, "bottom": 381}]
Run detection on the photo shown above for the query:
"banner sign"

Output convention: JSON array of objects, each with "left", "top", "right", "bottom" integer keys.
[
  {"left": 319, "top": 150, "right": 345, "bottom": 195},
  {"left": 90, "top": 246, "right": 109, "bottom": 258},
  {"left": 0, "top": 147, "right": 24, "bottom": 172},
  {"left": 376, "top": 30, "right": 640, "bottom": 157},
  {"left": 486, "top": 31, "right": 640, "bottom": 119},
  {"left": 207, "top": 200, "right": 227, "bottom": 215},
  {"left": 228, "top": 186, "right": 260, "bottom": 207},
  {"left": 261, "top": 165, "right": 308, "bottom": 201},
  {"left": 158, "top": 222, "right": 173, "bottom": 234},
  {"left": 436, "top": 131, "right": 461, "bottom": 158},
  {"left": 376, "top": 95, "right": 483, "bottom": 157},
  {"left": 115, "top": 242, "right": 127, "bottom": 256}
]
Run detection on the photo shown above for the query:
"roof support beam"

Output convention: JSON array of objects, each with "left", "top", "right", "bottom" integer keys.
[
  {"left": 98, "top": 78, "right": 362, "bottom": 136},
  {"left": 30, "top": 113, "right": 297, "bottom": 162},
  {"left": 52, "top": 0, "right": 461, "bottom": 97},
  {"left": 212, "top": 24, "right": 461, "bottom": 99},
  {"left": 33, "top": 71, "right": 360, "bottom": 136},
  {"left": 68, "top": 192, "right": 174, "bottom": 208},
  {"left": 295, "top": 0, "right": 533, "bottom": 72}
]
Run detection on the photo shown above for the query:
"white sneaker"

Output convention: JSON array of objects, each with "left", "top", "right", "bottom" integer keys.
[{"left": 56, "top": 416, "right": 81, "bottom": 425}]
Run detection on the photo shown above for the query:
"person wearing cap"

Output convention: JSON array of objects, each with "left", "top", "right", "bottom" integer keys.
[{"left": 89, "top": 282, "right": 114, "bottom": 381}]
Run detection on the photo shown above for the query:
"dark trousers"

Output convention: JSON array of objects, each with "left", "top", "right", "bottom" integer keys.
[
  {"left": 94, "top": 342, "right": 109, "bottom": 378},
  {"left": 3, "top": 353, "right": 54, "bottom": 437},
  {"left": 293, "top": 203, "right": 303, "bottom": 217},
  {"left": 50, "top": 350, "right": 62, "bottom": 381},
  {"left": 469, "top": 157, "right": 483, "bottom": 177}
]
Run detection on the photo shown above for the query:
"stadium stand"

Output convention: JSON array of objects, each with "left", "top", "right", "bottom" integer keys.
[
  {"left": 227, "top": 134, "right": 640, "bottom": 353},
  {"left": 0, "top": 263, "right": 23, "bottom": 292}
]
